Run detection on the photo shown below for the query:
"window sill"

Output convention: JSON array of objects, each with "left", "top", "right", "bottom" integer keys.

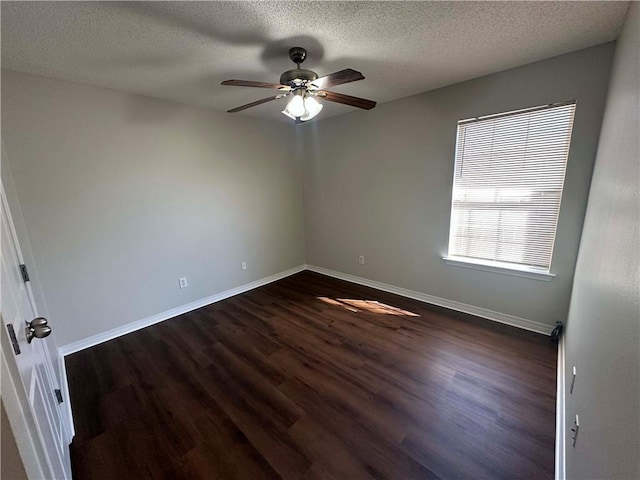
[{"left": 442, "top": 256, "right": 555, "bottom": 282}]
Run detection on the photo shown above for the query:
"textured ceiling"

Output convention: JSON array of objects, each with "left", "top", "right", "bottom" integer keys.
[{"left": 1, "top": 1, "right": 629, "bottom": 123}]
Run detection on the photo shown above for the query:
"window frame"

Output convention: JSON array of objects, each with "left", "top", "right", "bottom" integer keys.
[{"left": 443, "top": 101, "right": 576, "bottom": 281}]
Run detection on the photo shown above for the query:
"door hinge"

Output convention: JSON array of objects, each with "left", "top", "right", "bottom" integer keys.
[
  {"left": 19, "top": 264, "right": 30, "bottom": 283},
  {"left": 6, "top": 324, "right": 21, "bottom": 355},
  {"left": 54, "top": 389, "right": 64, "bottom": 404}
]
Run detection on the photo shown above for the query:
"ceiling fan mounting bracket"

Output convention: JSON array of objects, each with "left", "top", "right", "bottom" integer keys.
[{"left": 288, "top": 47, "right": 307, "bottom": 66}]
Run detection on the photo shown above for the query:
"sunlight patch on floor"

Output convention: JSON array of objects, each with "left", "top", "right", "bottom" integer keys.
[{"left": 317, "top": 297, "right": 420, "bottom": 317}]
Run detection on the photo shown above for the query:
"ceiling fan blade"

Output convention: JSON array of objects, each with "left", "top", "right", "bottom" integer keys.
[
  {"left": 221, "top": 79, "right": 287, "bottom": 89},
  {"left": 227, "top": 95, "right": 282, "bottom": 113},
  {"left": 311, "top": 69, "right": 365, "bottom": 89},
  {"left": 321, "top": 91, "right": 376, "bottom": 110}
]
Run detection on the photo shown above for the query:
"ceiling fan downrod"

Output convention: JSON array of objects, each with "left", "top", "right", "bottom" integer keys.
[{"left": 280, "top": 47, "right": 318, "bottom": 87}]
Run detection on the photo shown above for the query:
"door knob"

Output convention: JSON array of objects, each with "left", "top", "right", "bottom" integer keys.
[
  {"left": 28, "top": 317, "right": 48, "bottom": 328},
  {"left": 26, "top": 317, "right": 51, "bottom": 343}
]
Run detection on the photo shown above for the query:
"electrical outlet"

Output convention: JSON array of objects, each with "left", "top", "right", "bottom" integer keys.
[
  {"left": 179, "top": 277, "right": 188, "bottom": 289},
  {"left": 358, "top": 255, "right": 365, "bottom": 265},
  {"left": 241, "top": 261, "right": 247, "bottom": 271}
]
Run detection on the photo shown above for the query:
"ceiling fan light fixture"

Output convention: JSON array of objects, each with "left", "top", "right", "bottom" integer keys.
[
  {"left": 281, "top": 89, "right": 323, "bottom": 122},
  {"left": 284, "top": 90, "right": 306, "bottom": 118},
  {"left": 300, "top": 95, "right": 323, "bottom": 121},
  {"left": 280, "top": 109, "right": 296, "bottom": 121}
]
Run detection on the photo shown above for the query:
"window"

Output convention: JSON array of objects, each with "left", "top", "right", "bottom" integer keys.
[{"left": 444, "top": 102, "right": 576, "bottom": 280}]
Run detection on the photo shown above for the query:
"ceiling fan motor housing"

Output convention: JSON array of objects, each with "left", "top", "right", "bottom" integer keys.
[{"left": 280, "top": 68, "right": 318, "bottom": 87}]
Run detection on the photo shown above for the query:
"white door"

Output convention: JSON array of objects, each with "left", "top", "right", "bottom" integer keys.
[{"left": 1, "top": 184, "right": 73, "bottom": 479}]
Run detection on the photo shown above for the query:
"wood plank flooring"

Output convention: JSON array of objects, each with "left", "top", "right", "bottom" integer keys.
[{"left": 66, "top": 271, "right": 557, "bottom": 479}]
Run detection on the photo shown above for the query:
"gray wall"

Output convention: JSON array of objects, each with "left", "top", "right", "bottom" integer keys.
[
  {"left": 564, "top": 3, "right": 639, "bottom": 479},
  {"left": 0, "top": 41, "right": 622, "bottom": 349},
  {"left": 1, "top": 71, "right": 305, "bottom": 346},
  {"left": 301, "top": 43, "right": 614, "bottom": 329}
]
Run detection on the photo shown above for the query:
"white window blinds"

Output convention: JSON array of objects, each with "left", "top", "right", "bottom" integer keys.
[{"left": 447, "top": 102, "right": 576, "bottom": 271}]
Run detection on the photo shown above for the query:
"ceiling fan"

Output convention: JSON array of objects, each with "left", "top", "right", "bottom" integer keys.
[{"left": 221, "top": 47, "right": 376, "bottom": 123}]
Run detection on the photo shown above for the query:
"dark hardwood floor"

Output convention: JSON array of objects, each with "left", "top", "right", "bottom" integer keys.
[{"left": 66, "top": 271, "right": 557, "bottom": 479}]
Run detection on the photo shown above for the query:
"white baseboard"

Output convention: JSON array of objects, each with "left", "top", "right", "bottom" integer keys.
[
  {"left": 58, "top": 264, "right": 306, "bottom": 356},
  {"left": 555, "top": 335, "right": 566, "bottom": 480},
  {"left": 306, "top": 265, "right": 555, "bottom": 336},
  {"left": 60, "top": 262, "right": 554, "bottom": 357}
]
